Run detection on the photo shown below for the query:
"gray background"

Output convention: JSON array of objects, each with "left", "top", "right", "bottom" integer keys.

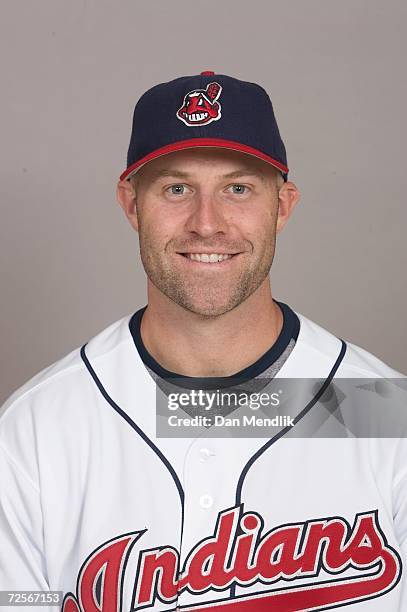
[{"left": 1, "top": 0, "right": 406, "bottom": 404}]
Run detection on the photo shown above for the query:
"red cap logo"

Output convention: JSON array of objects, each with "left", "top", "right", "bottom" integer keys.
[{"left": 176, "top": 82, "right": 222, "bottom": 127}]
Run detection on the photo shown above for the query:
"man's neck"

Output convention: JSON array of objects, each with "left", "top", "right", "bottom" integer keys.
[{"left": 140, "top": 281, "right": 283, "bottom": 377}]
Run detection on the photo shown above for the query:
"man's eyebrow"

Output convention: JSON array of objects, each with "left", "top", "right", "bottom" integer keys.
[
  {"left": 149, "top": 168, "right": 266, "bottom": 182},
  {"left": 221, "top": 169, "right": 266, "bottom": 182},
  {"left": 149, "top": 169, "right": 192, "bottom": 181}
]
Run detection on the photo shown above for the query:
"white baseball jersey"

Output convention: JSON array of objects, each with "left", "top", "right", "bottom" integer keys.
[{"left": 0, "top": 306, "right": 406, "bottom": 611}]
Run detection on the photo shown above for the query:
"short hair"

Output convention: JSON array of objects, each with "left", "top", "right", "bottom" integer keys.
[
  {"left": 272, "top": 166, "right": 285, "bottom": 190},
  {"left": 130, "top": 173, "right": 139, "bottom": 192}
]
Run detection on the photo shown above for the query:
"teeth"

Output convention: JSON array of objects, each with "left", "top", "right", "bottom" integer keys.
[
  {"left": 186, "top": 253, "right": 233, "bottom": 263},
  {"left": 188, "top": 112, "right": 208, "bottom": 122}
]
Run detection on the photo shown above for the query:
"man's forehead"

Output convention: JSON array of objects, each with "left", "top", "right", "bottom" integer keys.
[{"left": 138, "top": 148, "right": 275, "bottom": 181}]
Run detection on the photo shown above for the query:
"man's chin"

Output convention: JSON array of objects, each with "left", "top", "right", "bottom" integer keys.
[
  {"left": 147, "top": 273, "right": 257, "bottom": 317},
  {"left": 180, "top": 304, "right": 235, "bottom": 318},
  {"left": 168, "top": 292, "right": 246, "bottom": 318}
]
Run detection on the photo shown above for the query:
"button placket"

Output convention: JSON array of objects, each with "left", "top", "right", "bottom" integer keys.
[{"left": 199, "top": 494, "right": 214, "bottom": 509}]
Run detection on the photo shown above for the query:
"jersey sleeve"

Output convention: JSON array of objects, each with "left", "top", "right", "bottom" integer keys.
[{"left": 0, "top": 441, "right": 50, "bottom": 591}]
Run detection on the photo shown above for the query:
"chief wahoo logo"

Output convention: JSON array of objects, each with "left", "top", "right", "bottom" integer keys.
[{"left": 176, "top": 82, "right": 222, "bottom": 126}]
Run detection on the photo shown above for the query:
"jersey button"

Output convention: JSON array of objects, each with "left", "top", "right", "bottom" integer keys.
[
  {"left": 199, "top": 447, "right": 215, "bottom": 462},
  {"left": 199, "top": 494, "right": 214, "bottom": 509}
]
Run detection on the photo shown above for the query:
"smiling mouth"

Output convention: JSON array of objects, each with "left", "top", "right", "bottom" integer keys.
[
  {"left": 184, "top": 112, "right": 209, "bottom": 122},
  {"left": 179, "top": 253, "right": 238, "bottom": 263}
]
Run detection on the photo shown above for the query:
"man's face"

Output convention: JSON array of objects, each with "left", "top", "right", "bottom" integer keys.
[{"left": 129, "top": 148, "right": 285, "bottom": 317}]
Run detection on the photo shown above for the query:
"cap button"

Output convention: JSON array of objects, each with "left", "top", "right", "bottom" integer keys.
[{"left": 200, "top": 71, "right": 215, "bottom": 76}]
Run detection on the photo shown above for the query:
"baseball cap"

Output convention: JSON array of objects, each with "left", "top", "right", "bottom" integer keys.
[{"left": 120, "top": 71, "right": 289, "bottom": 182}]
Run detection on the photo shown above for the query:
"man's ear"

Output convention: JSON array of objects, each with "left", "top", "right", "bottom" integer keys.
[
  {"left": 276, "top": 181, "right": 300, "bottom": 234},
  {"left": 116, "top": 179, "right": 139, "bottom": 232}
]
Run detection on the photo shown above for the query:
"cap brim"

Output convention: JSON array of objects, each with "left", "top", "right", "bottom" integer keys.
[{"left": 119, "top": 138, "right": 288, "bottom": 181}]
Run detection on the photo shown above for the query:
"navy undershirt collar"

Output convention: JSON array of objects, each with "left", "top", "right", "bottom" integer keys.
[{"left": 129, "top": 300, "right": 300, "bottom": 384}]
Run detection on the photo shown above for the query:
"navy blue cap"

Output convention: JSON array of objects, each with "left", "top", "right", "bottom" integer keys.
[{"left": 120, "top": 71, "right": 289, "bottom": 182}]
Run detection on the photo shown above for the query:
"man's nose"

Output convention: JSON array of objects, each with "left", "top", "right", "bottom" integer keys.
[{"left": 184, "top": 192, "right": 228, "bottom": 237}]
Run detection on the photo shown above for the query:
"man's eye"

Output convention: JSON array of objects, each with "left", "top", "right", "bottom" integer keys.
[
  {"left": 228, "top": 184, "right": 249, "bottom": 195},
  {"left": 167, "top": 184, "right": 187, "bottom": 195}
]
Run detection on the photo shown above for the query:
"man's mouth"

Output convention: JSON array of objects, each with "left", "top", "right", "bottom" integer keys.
[
  {"left": 185, "top": 112, "right": 209, "bottom": 122},
  {"left": 179, "top": 252, "right": 238, "bottom": 263}
]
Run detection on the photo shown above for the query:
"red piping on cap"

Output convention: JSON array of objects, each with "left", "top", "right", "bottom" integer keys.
[{"left": 119, "top": 138, "right": 289, "bottom": 181}]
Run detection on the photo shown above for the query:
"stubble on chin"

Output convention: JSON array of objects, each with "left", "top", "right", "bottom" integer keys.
[{"left": 139, "top": 234, "right": 276, "bottom": 318}]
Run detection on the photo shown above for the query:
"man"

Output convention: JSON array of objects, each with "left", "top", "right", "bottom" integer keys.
[{"left": 0, "top": 71, "right": 406, "bottom": 611}]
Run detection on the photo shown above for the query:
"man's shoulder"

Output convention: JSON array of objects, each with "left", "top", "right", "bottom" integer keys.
[
  {"left": 341, "top": 337, "right": 404, "bottom": 378},
  {"left": 295, "top": 309, "right": 405, "bottom": 378},
  {"left": 0, "top": 313, "right": 133, "bottom": 427}
]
